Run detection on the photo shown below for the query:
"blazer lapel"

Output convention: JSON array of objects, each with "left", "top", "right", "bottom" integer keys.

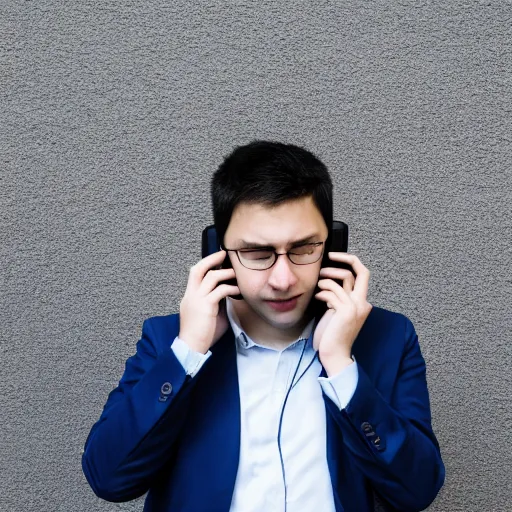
[{"left": 181, "top": 327, "right": 241, "bottom": 510}]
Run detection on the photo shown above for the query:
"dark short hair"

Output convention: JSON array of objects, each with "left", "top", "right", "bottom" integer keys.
[{"left": 211, "top": 140, "right": 333, "bottom": 246}]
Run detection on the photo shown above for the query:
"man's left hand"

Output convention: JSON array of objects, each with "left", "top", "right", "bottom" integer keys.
[{"left": 313, "top": 252, "right": 373, "bottom": 377}]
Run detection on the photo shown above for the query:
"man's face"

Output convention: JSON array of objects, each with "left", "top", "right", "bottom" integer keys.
[{"left": 223, "top": 196, "right": 329, "bottom": 334}]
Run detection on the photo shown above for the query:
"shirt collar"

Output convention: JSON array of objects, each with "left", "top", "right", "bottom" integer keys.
[{"left": 225, "top": 297, "right": 315, "bottom": 351}]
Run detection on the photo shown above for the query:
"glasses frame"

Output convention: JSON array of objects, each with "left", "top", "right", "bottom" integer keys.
[{"left": 221, "top": 241, "right": 326, "bottom": 271}]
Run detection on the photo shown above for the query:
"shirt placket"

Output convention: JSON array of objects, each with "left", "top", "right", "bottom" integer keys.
[{"left": 265, "top": 342, "right": 306, "bottom": 511}]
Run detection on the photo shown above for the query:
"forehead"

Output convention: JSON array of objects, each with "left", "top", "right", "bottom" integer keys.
[{"left": 224, "top": 196, "right": 328, "bottom": 246}]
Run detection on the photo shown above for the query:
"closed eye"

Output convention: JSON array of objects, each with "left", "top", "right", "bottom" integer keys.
[
  {"left": 289, "top": 242, "right": 323, "bottom": 255},
  {"left": 239, "top": 249, "right": 274, "bottom": 261}
]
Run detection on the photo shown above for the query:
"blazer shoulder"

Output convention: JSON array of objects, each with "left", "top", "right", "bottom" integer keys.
[
  {"left": 140, "top": 313, "right": 181, "bottom": 353},
  {"left": 368, "top": 306, "right": 412, "bottom": 325},
  {"left": 352, "top": 306, "right": 419, "bottom": 392},
  {"left": 356, "top": 305, "right": 416, "bottom": 354},
  {"left": 366, "top": 304, "right": 413, "bottom": 330}
]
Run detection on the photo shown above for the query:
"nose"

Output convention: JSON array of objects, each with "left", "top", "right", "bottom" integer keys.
[{"left": 267, "top": 254, "right": 298, "bottom": 291}]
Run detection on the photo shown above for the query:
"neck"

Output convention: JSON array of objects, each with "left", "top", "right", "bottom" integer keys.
[{"left": 231, "top": 300, "right": 312, "bottom": 350}]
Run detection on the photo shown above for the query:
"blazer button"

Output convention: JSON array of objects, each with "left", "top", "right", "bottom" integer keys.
[
  {"left": 161, "top": 382, "right": 173, "bottom": 395},
  {"left": 372, "top": 436, "right": 385, "bottom": 451},
  {"left": 361, "top": 422, "right": 373, "bottom": 433}
]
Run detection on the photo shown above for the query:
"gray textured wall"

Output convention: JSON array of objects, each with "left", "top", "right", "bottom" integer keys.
[{"left": 2, "top": 1, "right": 511, "bottom": 511}]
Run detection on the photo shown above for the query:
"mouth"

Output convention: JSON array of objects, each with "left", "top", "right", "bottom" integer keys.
[{"left": 264, "top": 294, "right": 302, "bottom": 312}]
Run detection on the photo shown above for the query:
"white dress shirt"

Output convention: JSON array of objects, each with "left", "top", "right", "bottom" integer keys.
[{"left": 171, "top": 298, "right": 359, "bottom": 511}]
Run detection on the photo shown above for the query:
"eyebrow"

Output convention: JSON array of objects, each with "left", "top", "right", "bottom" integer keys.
[{"left": 234, "top": 234, "right": 321, "bottom": 250}]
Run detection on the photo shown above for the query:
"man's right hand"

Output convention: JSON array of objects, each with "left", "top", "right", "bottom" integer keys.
[{"left": 178, "top": 250, "right": 240, "bottom": 354}]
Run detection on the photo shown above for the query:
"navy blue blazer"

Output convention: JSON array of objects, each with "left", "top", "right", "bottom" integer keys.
[{"left": 82, "top": 306, "right": 445, "bottom": 512}]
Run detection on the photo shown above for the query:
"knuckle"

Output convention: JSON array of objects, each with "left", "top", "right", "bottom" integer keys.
[{"left": 206, "top": 291, "right": 219, "bottom": 304}]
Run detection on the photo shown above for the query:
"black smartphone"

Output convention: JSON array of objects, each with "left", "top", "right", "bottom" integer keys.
[
  {"left": 201, "top": 221, "right": 351, "bottom": 306},
  {"left": 201, "top": 224, "right": 242, "bottom": 299},
  {"left": 313, "top": 220, "right": 352, "bottom": 320}
]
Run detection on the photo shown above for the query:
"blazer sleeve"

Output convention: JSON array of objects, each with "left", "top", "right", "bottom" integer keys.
[
  {"left": 324, "top": 314, "right": 445, "bottom": 512},
  {"left": 82, "top": 316, "right": 195, "bottom": 502}
]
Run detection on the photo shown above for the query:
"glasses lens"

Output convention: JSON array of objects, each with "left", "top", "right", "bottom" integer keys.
[
  {"left": 289, "top": 243, "right": 323, "bottom": 265},
  {"left": 238, "top": 249, "right": 275, "bottom": 270}
]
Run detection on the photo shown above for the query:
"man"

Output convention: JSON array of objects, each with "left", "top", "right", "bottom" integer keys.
[{"left": 82, "top": 140, "right": 445, "bottom": 512}]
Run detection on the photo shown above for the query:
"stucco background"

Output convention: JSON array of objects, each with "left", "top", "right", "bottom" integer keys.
[{"left": 2, "top": 1, "right": 511, "bottom": 511}]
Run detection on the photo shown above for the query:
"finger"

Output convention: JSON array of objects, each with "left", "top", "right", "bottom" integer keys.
[
  {"left": 319, "top": 267, "right": 354, "bottom": 279},
  {"left": 352, "top": 265, "right": 370, "bottom": 298},
  {"left": 343, "top": 272, "right": 355, "bottom": 294},
  {"left": 317, "top": 279, "right": 351, "bottom": 303},
  {"left": 327, "top": 252, "right": 370, "bottom": 297},
  {"left": 319, "top": 268, "right": 355, "bottom": 292},
  {"left": 327, "top": 252, "right": 362, "bottom": 273},
  {"left": 188, "top": 250, "right": 228, "bottom": 287},
  {"left": 315, "top": 290, "right": 343, "bottom": 310},
  {"left": 199, "top": 268, "right": 236, "bottom": 295},
  {"left": 208, "top": 284, "right": 241, "bottom": 304}
]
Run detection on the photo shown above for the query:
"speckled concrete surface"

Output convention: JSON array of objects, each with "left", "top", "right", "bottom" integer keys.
[{"left": 1, "top": 2, "right": 511, "bottom": 511}]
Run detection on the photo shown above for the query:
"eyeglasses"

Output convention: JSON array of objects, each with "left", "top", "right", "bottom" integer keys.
[{"left": 221, "top": 241, "right": 325, "bottom": 271}]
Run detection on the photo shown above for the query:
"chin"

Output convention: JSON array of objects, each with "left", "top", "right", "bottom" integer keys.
[{"left": 265, "top": 314, "right": 302, "bottom": 330}]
